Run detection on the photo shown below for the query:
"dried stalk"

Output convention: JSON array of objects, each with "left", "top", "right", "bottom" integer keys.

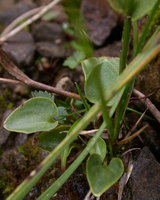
[
  {"left": 0, "top": 0, "right": 62, "bottom": 43},
  {"left": 0, "top": 48, "right": 80, "bottom": 100},
  {"left": 0, "top": 78, "right": 21, "bottom": 84},
  {"left": 133, "top": 89, "right": 160, "bottom": 123},
  {"left": 117, "top": 124, "right": 148, "bottom": 145}
]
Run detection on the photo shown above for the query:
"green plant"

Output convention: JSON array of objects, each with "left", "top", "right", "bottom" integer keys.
[
  {"left": 3, "top": 0, "right": 160, "bottom": 199},
  {"left": 62, "top": 0, "right": 93, "bottom": 69}
]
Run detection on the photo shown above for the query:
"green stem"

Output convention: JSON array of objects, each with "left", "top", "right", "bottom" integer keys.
[
  {"left": 126, "top": 107, "right": 155, "bottom": 121},
  {"left": 136, "top": 0, "right": 160, "bottom": 55},
  {"left": 75, "top": 82, "right": 90, "bottom": 111},
  {"left": 119, "top": 17, "right": 132, "bottom": 73},
  {"left": 60, "top": 146, "right": 70, "bottom": 171},
  {"left": 113, "top": 16, "right": 132, "bottom": 141},
  {"left": 113, "top": 80, "right": 134, "bottom": 141},
  {"left": 66, "top": 109, "right": 86, "bottom": 117},
  {"left": 95, "top": 65, "right": 114, "bottom": 156},
  {"left": 37, "top": 122, "right": 106, "bottom": 200},
  {"left": 132, "top": 20, "right": 139, "bottom": 57},
  {"left": 95, "top": 65, "right": 114, "bottom": 139}
]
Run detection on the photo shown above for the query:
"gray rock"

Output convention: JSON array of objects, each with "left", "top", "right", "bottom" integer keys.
[
  {"left": 135, "top": 56, "right": 160, "bottom": 103},
  {"left": 32, "top": 21, "right": 64, "bottom": 42},
  {"left": 94, "top": 41, "right": 121, "bottom": 57},
  {"left": 0, "top": 1, "right": 36, "bottom": 25},
  {"left": 122, "top": 147, "right": 160, "bottom": 200},
  {"left": 141, "top": 122, "right": 160, "bottom": 157},
  {"left": 0, "top": 110, "right": 11, "bottom": 146},
  {"left": 14, "top": 133, "right": 28, "bottom": 147},
  {"left": 0, "top": 128, "right": 10, "bottom": 146},
  {"left": 36, "top": 41, "right": 66, "bottom": 58},
  {"left": 81, "top": 0, "right": 119, "bottom": 46},
  {"left": 2, "top": 31, "right": 36, "bottom": 66},
  {"left": 0, "top": 0, "right": 15, "bottom": 11}
]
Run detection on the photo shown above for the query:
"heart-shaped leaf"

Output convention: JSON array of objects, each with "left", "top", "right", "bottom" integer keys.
[
  {"left": 89, "top": 137, "right": 107, "bottom": 161},
  {"left": 108, "top": 0, "right": 158, "bottom": 20},
  {"left": 86, "top": 154, "right": 124, "bottom": 197},
  {"left": 4, "top": 97, "right": 59, "bottom": 134},
  {"left": 82, "top": 57, "right": 125, "bottom": 116}
]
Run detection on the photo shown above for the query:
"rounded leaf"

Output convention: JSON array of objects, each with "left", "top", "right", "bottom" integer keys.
[
  {"left": 108, "top": 0, "right": 158, "bottom": 20},
  {"left": 82, "top": 57, "right": 125, "bottom": 116},
  {"left": 82, "top": 57, "right": 120, "bottom": 103},
  {"left": 4, "top": 97, "right": 58, "bottom": 134},
  {"left": 89, "top": 137, "right": 107, "bottom": 161}
]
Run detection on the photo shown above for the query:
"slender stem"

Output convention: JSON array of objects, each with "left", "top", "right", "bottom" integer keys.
[
  {"left": 108, "top": 142, "right": 113, "bottom": 159},
  {"left": 65, "top": 109, "right": 86, "bottom": 117},
  {"left": 0, "top": 78, "right": 21, "bottom": 84},
  {"left": 75, "top": 82, "right": 90, "bottom": 111},
  {"left": 119, "top": 17, "right": 132, "bottom": 73},
  {"left": 94, "top": 66, "right": 114, "bottom": 138},
  {"left": 61, "top": 146, "right": 69, "bottom": 171},
  {"left": 117, "top": 124, "right": 148, "bottom": 145},
  {"left": 37, "top": 122, "right": 106, "bottom": 200},
  {"left": 113, "top": 81, "right": 134, "bottom": 141},
  {"left": 132, "top": 20, "right": 139, "bottom": 57},
  {"left": 136, "top": 0, "right": 160, "bottom": 55},
  {"left": 95, "top": 65, "right": 114, "bottom": 156},
  {"left": 125, "top": 108, "right": 147, "bottom": 138},
  {"left": 113, "top": 16, "right": 132, "bottom": 140},
  {"left": 126, "top": 107, "right": 154, "bottom": 121}
]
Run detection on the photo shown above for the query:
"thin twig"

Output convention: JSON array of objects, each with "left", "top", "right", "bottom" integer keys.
[
  {"left": 118, "top": 160, "right": 134, "bottom": 200},
  {"left": 0, "top": 78, "right": 22, "bottom": 84},
  {"left": 1, "top": 7, "right": 43, "bottom": 36},
  {"left": 122, "top": 148, "right": 141, "bottom": 157},
  {"left": 0, "top": 0, "right": 62, "bottom": 43},
  {"left": 125, "top": 108, "right": 147, "bottom": 138},
  {"left": 133, "top": 89, "right": 160, "bottom": 124},
  {"left": 0, "top": 48, "right": 80, "bottom": 100},
  {"left": 60, "top": 129, "right": 99, "bottom": 135},
  {"left": 84, "top": 191, "right": 92, "bottom": 200},
  {"left": 61, "top": 128, "right": 108, "bottom": 138},
  {"left": 117, "top": 124, "right": 148, "bottom": 145}
]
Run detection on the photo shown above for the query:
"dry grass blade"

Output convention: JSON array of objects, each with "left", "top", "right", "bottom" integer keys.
[
  {"left": 117, "top": 124, "right": 148, "bottom": 145},
  {"left": 125, "top": 108, "right": 147, "bottom": 138},
  {"left": 1, "top": 7, "right": 43, "bottom": 36}
]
